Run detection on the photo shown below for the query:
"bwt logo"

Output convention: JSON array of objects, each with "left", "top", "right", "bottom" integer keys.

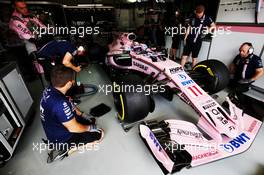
[
  {"left": 181, "top": 80, "right": 194, "bottom": 86},
  {"left": 178, "top": 74, "right": 187, "bottom": 80},
  {"left": 221, "top": 133, "right": 250, "bottom": 153},
  {"left": 149, "top": 131, "right": 162, "bottom": 152}
]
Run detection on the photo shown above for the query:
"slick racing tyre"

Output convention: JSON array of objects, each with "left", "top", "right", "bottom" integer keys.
[
  {"left": 113, "top": 74, "right": 152, "bottom": 123},
  {"left": 192, "top": 59, "right": 230, "bottom": 94}
]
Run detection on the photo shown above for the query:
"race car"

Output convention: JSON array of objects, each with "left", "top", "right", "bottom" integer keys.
[
  {"left": 106, "top": 33, "right": 229, "bottom": 124},
  {"left": 106, "top": 33, "right": 262, "bottom": 173}
]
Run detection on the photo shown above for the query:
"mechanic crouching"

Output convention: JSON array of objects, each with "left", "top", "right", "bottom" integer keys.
[
  {"left": 40, "top": 65, "right": 104, "bottom": 162},
  {"left": 37, "top": 40, "right": 84, "bottom": 81},
  {"left": 228, "top": 42, "right": 264, "bottom": 104}
]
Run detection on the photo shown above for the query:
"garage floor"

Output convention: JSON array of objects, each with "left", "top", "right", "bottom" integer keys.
[{"left": 0, "top": 64, "right": 263, "bottom": 175}]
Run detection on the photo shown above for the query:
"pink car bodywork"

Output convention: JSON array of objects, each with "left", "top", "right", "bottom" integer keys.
[
  {"left": 139, "top": 107, "right": 261, "bottom": 173},
  {"left": 107, "top": 33, "right": 262, "bottom": 173}
]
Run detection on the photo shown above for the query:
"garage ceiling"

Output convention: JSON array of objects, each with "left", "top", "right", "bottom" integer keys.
[{"left": 38, "top": 0, "right": 131, "bottom": 5}]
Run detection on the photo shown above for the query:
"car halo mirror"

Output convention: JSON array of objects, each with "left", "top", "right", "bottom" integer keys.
[{"left": 127, "top": 33, "right": 136, "bottom": 41}]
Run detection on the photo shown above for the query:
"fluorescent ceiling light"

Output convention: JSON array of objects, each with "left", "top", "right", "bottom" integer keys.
[
  {"left": 127, "top": 0, "right": 137, "bottom": 3},
  {"left": 77, "top": 4, "right": 103, "bottom": 7}
]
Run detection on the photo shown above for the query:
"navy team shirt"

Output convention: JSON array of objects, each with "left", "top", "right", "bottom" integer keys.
[
  {"left": 40, "top": 86, "right": 75, "bottom": 143},
  {"left": 37, "top": 40, "right": 77, "bottom": 62},
  {"left": 233, "top": 54, "right": 263, "bottom": 80},
  {"left": 186, "top": 14, "right": 214, "bottom": 43}
]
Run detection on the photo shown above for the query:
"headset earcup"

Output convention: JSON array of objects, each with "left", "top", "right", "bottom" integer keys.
[{"left": 248, "top": 47, "right": 254, "bottom": 54}]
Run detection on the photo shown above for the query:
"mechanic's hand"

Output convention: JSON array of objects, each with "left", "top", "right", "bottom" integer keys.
[
  {"left": 28, "top": 38, "right": 36, "bottom": 43},
  {"left": 75, "top": 66, "right": 81, "bottom": 72},
  {"left": 81, "top": 112, "right": 96, "bottom": 124},
  {"left": 238, "top": 78, "right": 254, "bottom": 84},
  {"left": 81, "top": 112, "right": 92, "bottom": 119}
]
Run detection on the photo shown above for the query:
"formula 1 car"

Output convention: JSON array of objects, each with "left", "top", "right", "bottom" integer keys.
[
  {"left": 106, "top": 33, "right": 262, "bottom": 173},
  {"left": 106, "top": 33, "right": 229, "bottom": 124}
]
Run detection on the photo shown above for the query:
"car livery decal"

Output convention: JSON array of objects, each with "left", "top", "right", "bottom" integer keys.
[
  {"left": 133, "top": 61, "right": 149, "bottom": 71},
  {"left": 169, "top": 67, "right": 184, "bottom": 74},
  {"left": 221, "top": 133, "right": 250, "bottom": 153}
]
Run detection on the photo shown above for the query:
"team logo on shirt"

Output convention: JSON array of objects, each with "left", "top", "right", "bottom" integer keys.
[
  {"left": 257, "top": 59, "right": 263, "bottom": 67},
  {"left": 40, "top": 104, "right": 45, "bottom": 121},
  {"left": 63, "top": 102, "right": 72, "bottom": 118},
  {"left": 63, "top": 102, "right": 68, "bottom": 107}
]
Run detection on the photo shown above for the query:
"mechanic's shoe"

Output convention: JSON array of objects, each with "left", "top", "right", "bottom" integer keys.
[
  {"left": 47, "top": 149, "right": 68, "bottom": 164},
  {"left": 227, "top": 93, "right": 245, "bottom": 110},
  {"left": 222, "top": 101, "right": 229, "bottom": 110},
  {"left": 184, "top": 63, "right": 192, "bottom": 71},
  {"left": 66, "top": 131, "right": 104, "bottom": 155},
  {"left": 96, "top": 129, "right": 104, "bottom": 143},
  {"left": 228, "top": 93, "right": 241, "bottom": 107}
]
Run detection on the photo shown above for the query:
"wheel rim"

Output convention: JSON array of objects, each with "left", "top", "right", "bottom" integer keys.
[{"left": 193, "top": 64, "right": 215, "bottom": 77}]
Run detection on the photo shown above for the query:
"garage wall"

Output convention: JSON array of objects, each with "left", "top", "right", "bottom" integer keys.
[
  {"left": 216, "top": 0, "right": 264, "bottom": 23},
  {"left": 209, "top": 0, "right": 264, "bottom": 66},
  {"left": 208, "top": 26, "right": 264, "bottom": 66},
  {"left": 116, "top": 9, "right": 130, "bottom": 30},
  {"left": 134, "top": 8, "right": 145, "bottom": 27},
  {"left": 115, "top": 8, "right": 144, "bottom": 31},
  {"left": 208, "top": 27, "right": 264, "bottom": 88},
  {"left": 209, "top": 0, "right": 264, "bottom": 88}
]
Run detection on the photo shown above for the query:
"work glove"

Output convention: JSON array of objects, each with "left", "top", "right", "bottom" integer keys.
[
  {"left": 237, "top": 78, "right": 254, "bottom": 84},
  {"left": 81, "top": 112, "right": 96, "bottom": 125},
  {"left": 28, "top": 38, "right": 37, "bottom": 43}
]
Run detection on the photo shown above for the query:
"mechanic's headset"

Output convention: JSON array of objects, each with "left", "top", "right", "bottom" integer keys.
[{"left": 240, "top": 42, "right": 254, "bottom": 55}]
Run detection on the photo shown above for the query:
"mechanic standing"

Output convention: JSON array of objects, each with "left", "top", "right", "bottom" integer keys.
[
  {"left": 229, "top": 42, "right": 264, "bottom": 92},
  {"left": 170, "top": 9, "right": 183, "bottom": 61},
  {"left": 37, "top": 40, "right": 84, "bottom": 81},
  {"left": 40, "top": 65, "right": 104, "bottom": 161},
  {"left": 180, "top": 5, "right": 216, "bottom": 68}
]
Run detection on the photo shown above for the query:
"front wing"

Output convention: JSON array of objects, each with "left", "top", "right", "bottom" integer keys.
[{"left": 139, "top": 102, "right": 262, "bottom": 174}]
